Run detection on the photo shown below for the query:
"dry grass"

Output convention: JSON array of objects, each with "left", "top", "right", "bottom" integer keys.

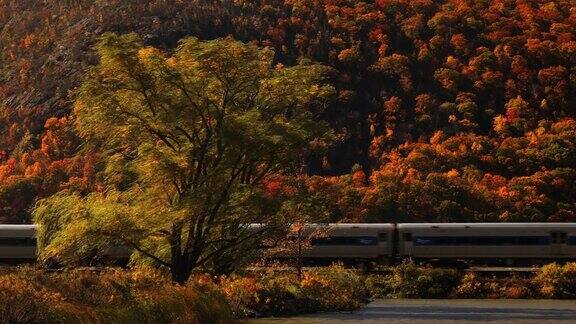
[{"left": 0, "top": 267, "right": 233, "bottom": 324}]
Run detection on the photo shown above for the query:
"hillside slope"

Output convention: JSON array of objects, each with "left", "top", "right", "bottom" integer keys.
[{"left": 1, "top": 0, "right": 574, "bottom": 223}]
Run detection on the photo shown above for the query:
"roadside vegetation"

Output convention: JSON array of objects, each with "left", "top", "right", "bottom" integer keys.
[
  {"left": 2, "top": 262, "right": 576, "bottom": 323},
  {"left": 0, "top": 264, "right": 366, "bottom": 323},
  {"left": 366, "top": 262, "right": 576, "bottom": 300},
  {"left": 0, "top": 267, "right": 232, "bottom": 324}
]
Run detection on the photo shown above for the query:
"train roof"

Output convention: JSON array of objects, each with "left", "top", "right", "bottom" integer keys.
[
  {"left": 5, "top": 223, "right": 576, "bottom": 231},
  {"left": 0, "top": 224, "right": 37, "bottom": 237},
  {"left": 249, "top": 223, "right": 395, "bottom": 229},
  {"left": 322, "top": 223, "right": 395, "bottom": 229},
  {"left": 397, "top": 223, "right": 576, "bottom": 229},
  {"left": 0, "top": 225, "right": 37, "bottom": 230}
]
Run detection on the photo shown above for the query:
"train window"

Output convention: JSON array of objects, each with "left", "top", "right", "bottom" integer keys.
[
  {"left": 311, "top": 236, "right": 378, "bottom": 246},
  {"left": 403, "top": 233, "right": 412, "bottom": 242},
  {"left": 551, "top": 232, "right": 567, "bottom": 244},
  {"left": 0, "top": 237, "right": 36, "bottom": 246},
  {"left": 413, "top": 236, "right": 550, "bottom": 246},
  {"left": 378, "top": 233, "right": 387, "bottom": 242}
]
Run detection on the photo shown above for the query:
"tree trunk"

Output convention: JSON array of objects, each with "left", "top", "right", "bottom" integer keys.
[{"left": 171, "top": 254, "right": 193, "bottom": 284}]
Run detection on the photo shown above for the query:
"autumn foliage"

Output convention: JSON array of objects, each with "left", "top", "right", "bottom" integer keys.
[
  {"left": 1, "top": 0, "right": 576, "bottom": 223},
  {"left": 0, "top": 267, "right": 233, "bottom": 323}
]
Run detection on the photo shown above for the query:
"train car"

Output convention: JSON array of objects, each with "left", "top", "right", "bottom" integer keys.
[
  {"left": 5, "top": 222, "right": 576, "bottom": 267},
  {"left": 251, "top": 223, "right": 395, "bottom": 262},
  {"left": 398, "top": 223, "right": 576, "bottom": 265},
  {"left": 0, "top": 225, "right": 132, "bottom": 264},
  {"left": 301, "top": 223, "right": 395, "bottom": 260},
  {"left": 0, "top": 225, "right": 37, "bottom": 262}
]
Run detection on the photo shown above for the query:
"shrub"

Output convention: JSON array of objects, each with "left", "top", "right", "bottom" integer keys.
[
  {"left": 455, "top": 272, "right": 484, "bottom": 298},
  {"left": 484, "top": 280, "right": 504, "bottom": 299},
  {"left": 534, "top": 262, "right": 576, "bottom": 298},
  {"left": 0, "top": 275, "right": 87, "bottom": 323},
  {"left": 386, "top": 262, "right": 462, "bottom": 298},
  {"left": 221, "top": 276, "right": 262, "bottom": 317},
  {"left": 365, "top": 273, "right": 395, "bottom": 298},
  {"left": 300, "top": 264, "right": 367, "bottom": 311},
  {"left": 221, "top": 264, "right": 367, "bottom": 317},
  {"left": 255, "top": 273, "right": 303, "bottom": 316},
  {"left": 456, "top": 272, "right": 535, "bottom": 299},
  {"left": 502, "top": 285, "right": 532, "bottom": 299},
  {"left": 0, "top": 267, "right": 234, "bottom": 324},
  {"left": 222, "top": 271, "right": 307, "bottom": 317}
]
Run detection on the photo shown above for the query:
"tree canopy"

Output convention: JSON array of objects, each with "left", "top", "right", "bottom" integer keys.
[
  {"left": 34, "top": 34, "right": 334, "bottom": 283},
  {"left": 1, "top": 0, "right": 575, "bottom": 227}
]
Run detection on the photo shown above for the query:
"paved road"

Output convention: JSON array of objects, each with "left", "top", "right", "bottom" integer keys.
[{"left": 251, "top": 299, "right": 576, "bottom": 323}]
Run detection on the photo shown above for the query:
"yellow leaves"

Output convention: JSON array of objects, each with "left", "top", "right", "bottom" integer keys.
[
  {"left": 471, "top": 141, "right": 483, "bottom": 152},
  {"left": 221, "top": 276, "right": 261, "bottom": 311},
  {"left": 308, "top": 84, "right": 321, "bottom": 96},
  {"left": 455, "top": 273, "right": 483, "bottom": 298},
  {"left": 446, "top": 169, "right": 459, "bottom": 178},
  {"left": 338, "top": 45, "right": 360, "bottom": 63},
  {"left": 534, "top": 263, "right": 576, "bottom": 298},
  {"left": 493, "top": 115, "right": 508, "bottom": 134},
  {"left": 430, "top": 130, "right": 444, "bottom": 145},
  {"left": 137, "top": 47, "right": 160, "bottom": 62},
  {"left": 445, "top": 55, "right": 461, "bottom": 69}
]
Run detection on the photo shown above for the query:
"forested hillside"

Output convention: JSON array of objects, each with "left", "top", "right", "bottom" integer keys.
[{"left": 1, "top": 0, "right": 575, "bottom": 223}]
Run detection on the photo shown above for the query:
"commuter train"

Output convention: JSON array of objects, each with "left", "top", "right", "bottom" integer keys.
[
  {"left": 256, "top": 223, "right": 576, "bottom": 266},
  {"left": 3, "top": 223, "right": 576, "bottom": 266}
]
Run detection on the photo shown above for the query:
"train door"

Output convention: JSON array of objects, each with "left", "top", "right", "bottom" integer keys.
[
  {"left": 551, "top": 232, "right": 567, "bottom": 256},
  {"left": 377, "top": 232, "right": 391, "bottom": 261}
]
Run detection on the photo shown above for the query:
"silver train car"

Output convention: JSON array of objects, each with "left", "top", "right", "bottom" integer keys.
[
  {"left": 398, "top": 223, "right": 576, "bottom": 264},
  {"left": 0, "top": 224, "right": 129, "bottom": 264},
  {"left": 288, "top": 223, "right": 394, "bottom": 260},
  {"left": 263, "top": 223, "right": 576, "bottom": 265},
  {"left": 0, "top": 225, "right": 37, "bottom": 261},
  {"left": 2, "top": 223, "right": 576, "bottom": 266}
]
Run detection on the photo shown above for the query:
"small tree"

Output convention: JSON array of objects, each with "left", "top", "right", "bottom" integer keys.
[
  {"left": 263, "top": 176, "right": 332, "bottom": 280},
  {"left": 33, "top": 33, "right": 334, "bottom": 283}
]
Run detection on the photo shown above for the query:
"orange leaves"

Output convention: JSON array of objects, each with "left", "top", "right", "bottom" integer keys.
[
  {"left": 504, "top": 96, "right": 530, "bottom": 121},
  {"left": 383, "top": 96, "right": 402, "bottom": 116},
  {"left": 351, "top": 169, "right": 366, "bottom": 186},
  {"left": 450, "top": 33, "right": 468, "bottom": 54},
  {"left": 40, "top": 117, "right": 75, "bottom": 160},
  {"left": 24, "top": 162, "right": 43, "bottom": 178},
  {"left": 337, "top": 46, "right": 360, "bottom": 63},
  {"left": 264, "top": 178, "right": 283, "bottom": 198},
  {"left": 1, "top": 0, "right": 576, "bottom": 226},
  {"left": 369, "top": 135, "right": 387, "bottom": 161},
  {"left": 446, "top": 169, "right": 460, "bottom": 178},
  {"left": 0, "top": 158, "right": 17, "bottom": 183},
  {"left": 21, "top": 33, "right": 35, "bottom": 49},
  {"left": 368, "top": 26, "right": 386, "bottom": 43}
]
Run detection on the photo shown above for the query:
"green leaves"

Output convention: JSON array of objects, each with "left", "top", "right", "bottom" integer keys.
[{"left": 37, "top": 34, "right": 333, "bottom": 280}]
